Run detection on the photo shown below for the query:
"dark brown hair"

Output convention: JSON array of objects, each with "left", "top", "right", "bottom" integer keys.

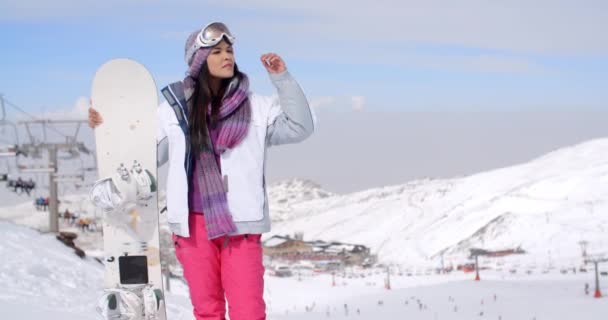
[{"left": 188, "top": 63, "right": 243, "bottom": 153}]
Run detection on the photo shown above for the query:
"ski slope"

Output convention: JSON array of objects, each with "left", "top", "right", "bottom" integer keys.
[{"left": 0, "top": 220, "right": 606, "bottom": 319}]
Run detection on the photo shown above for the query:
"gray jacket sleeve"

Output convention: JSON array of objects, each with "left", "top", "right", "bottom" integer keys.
[
  {"left": 266, "top": 70, "right": 315, "bottom": 146},
  {"left": 157, "top": 136, "right": 168, "bottom": 167},
  {"left": 156, "top": 105, "right": 169, "bottom": 167}
]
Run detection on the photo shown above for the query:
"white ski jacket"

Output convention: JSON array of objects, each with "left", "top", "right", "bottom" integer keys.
[{"left": 157, "top": 71, "right": 314, "bottom": 237}]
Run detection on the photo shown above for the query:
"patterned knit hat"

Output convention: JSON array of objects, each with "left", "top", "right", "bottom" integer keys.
[{"left": 185, "top": 29, "right": 212, "bottom": 80}]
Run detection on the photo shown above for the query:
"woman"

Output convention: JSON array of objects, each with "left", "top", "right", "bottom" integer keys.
[{"left": 89, "top": 22, "right": 314, "bottom": 320}]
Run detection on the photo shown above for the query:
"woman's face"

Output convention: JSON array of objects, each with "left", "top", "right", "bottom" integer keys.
[{"left": 206, "top": 40, "right": 235, "bottom": 79}]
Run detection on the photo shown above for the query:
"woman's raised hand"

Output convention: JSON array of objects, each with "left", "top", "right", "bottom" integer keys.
[{"left": 260, "top": 53, "right": 286, "bottom": 74}]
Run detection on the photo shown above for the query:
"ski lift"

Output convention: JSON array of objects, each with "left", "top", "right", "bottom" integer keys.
[
  {"left": 75, "top": 153, "right": 95, "bottom": 173},
  {"left": 81, "top": 150, "right": 98, "bottom": 172},
  {"left": 30, "top": 171, "right": 45, "bottom": 198},
  {"left": 0, "top": 95, "right": 21, "bottom": 152},
  {"left": 77, "top": 143, "right": 91, "bottom": 155},
  {"left": 18, "top": 164, "right": 55, "bottom": 173},
  {"left": 59, "top": 148, "right": 80, "bottom": 160},
  {"left": 14, "top": 160, "right": 52, "bottom": 200},
  {"left": 5, "top": 176, "right": 36, "bottom": 196},
  {"left": 55, "top": 173, "right": 85, "bottom": 197},
  {"left": 74, "top": 151, "right": 97, "bottom": 190},
  {"left": 0, "top": 158, "right": 10, "bottom": 181},
  {"left": 0, "top": 122, "right": 21, "bottom": 158},
  {"left": 57, "top": 142, "right": 91, "bottom": 160},
  {"left": 53, "top": 173, "right": 85, "bottom": 183},
  {"left": 0, "top": 144, "right": 18, "bottom": 157}
]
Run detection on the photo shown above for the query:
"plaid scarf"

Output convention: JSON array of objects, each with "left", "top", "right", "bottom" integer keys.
[{"left": 184, "top": 74, "right": 251, "bottom": 239}]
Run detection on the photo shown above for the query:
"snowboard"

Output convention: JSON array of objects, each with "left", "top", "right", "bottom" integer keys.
[{"left": 90, "top": 58, "right": 167, "bottom": 319}]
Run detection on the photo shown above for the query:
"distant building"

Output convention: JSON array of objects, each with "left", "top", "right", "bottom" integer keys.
[
  {"left": 263, "top": 234, "right": 374, "bottom": 267},
  {"left": 263, "top": 235, "right": 313, "bottom": 256},
  {"left": 468, "top": 246, "right": 526, "bottom": 259}
]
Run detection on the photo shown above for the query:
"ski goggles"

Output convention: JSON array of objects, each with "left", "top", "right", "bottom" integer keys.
[{"left": 185, "top": 22, "right": 236, "bottom": 65}]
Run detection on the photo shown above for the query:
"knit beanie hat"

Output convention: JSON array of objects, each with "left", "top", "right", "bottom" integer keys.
[{"left": 185, "top": 29, "right": 212, "bottom": 80}]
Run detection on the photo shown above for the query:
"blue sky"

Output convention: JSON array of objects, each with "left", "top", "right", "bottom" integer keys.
[
  {"left": 2, "top": 0, "right": 608, "bottom": 192},
  {"left": 1, "top": 0, "right": 607, "bottom": 115}
]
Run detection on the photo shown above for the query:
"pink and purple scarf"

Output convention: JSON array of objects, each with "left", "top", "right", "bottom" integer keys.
[{"left": 184, "top": 74, "right": 251, "bottom": 239}]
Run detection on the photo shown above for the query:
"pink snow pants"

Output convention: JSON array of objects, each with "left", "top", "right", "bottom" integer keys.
[{"left": 173, "top": 213, "right": 266, "bottom": 320}]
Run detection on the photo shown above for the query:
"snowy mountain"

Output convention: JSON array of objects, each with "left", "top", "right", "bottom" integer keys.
[
  {"left": 4, "top": 128, "right": 608, "bottom": 270},
  {"left": 267, "top": 178, "right": 335, "bottom": 221},
  {"left": 266, "top": 138, "right": 608, "bottom": 268}
]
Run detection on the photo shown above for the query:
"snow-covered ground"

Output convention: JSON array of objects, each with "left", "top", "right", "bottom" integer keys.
[
  {"left": 0, "top": 220, "right": 606, "bottom": 319},
  {"left": 0, "top": 221, "right": 101, "bottom": 319},
  {"left": 268, "top": 274, "right": 608, "bottom": 320},
  {"left": 0, "top": 220, "right": 196, "bottom": 319}
]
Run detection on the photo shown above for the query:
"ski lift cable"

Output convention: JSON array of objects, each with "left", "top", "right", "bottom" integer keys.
[
  {"left": 3, "top": 96, "right": 72, "bottom": 140},
  {"left": 0, "top": 119, "right": 20, "bottom": 146},
  {"left": 0, "top": 93, "right": 6, "bottom": 121},
  {"left": 0, "top": 95, "right": 19, "bottom": 146}
]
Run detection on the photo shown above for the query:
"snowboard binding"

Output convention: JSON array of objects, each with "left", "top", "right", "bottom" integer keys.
[
  {"left": 131, "top": 160, "right": 157, "bottom": 202},
  {"left": 90, "top": 161, "right": 157, "bottom": 214},
  {"left": 96, "top": 284, "right": 165, "bottom": 320}
]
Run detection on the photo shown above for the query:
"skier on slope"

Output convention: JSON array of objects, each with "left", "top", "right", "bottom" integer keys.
[{"left": 89, "top": 21, "right": 315, "bottom": 320}]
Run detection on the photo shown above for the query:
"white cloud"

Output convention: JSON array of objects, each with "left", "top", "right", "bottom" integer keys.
[
  {"left": 0, "top": 0, "right": 152, "bottom": 21},
  {"left": 2, "top": 0, "right": 605, "bottom": 79},
  {"left": 310, "top": 96, "right": 336, "bottom": 109},
  {"left": 399, "top": 53, "right": 541, "bottom": 74},
  {"left": 71, "top": 97, "right": 90, "bottom": 118},
  {"left": 351, "top": 96, "right": 365, "bottom": 111},
  {"left": 5, "top": 0, "right": 607, "bottom": 56},
  {"left": 285, "top": 48, "right": 541, "bottom": 74},
  {"left": 221, "top": 0, "right": 608, "bottom": 56},
  {"left": 30, "top": 97, "right": 89, "bottom": 121},
  {"left": 309, "top": 96, "right": 366, "bottom": 112}
]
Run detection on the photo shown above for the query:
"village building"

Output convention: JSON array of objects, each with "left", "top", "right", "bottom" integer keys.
[{"left": 262, "top": 234, "right": 375, "bottom": 268}]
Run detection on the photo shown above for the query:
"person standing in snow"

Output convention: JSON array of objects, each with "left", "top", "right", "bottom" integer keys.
[{"left": 89, "top": 22, "right": 315, "bottom": 320}]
